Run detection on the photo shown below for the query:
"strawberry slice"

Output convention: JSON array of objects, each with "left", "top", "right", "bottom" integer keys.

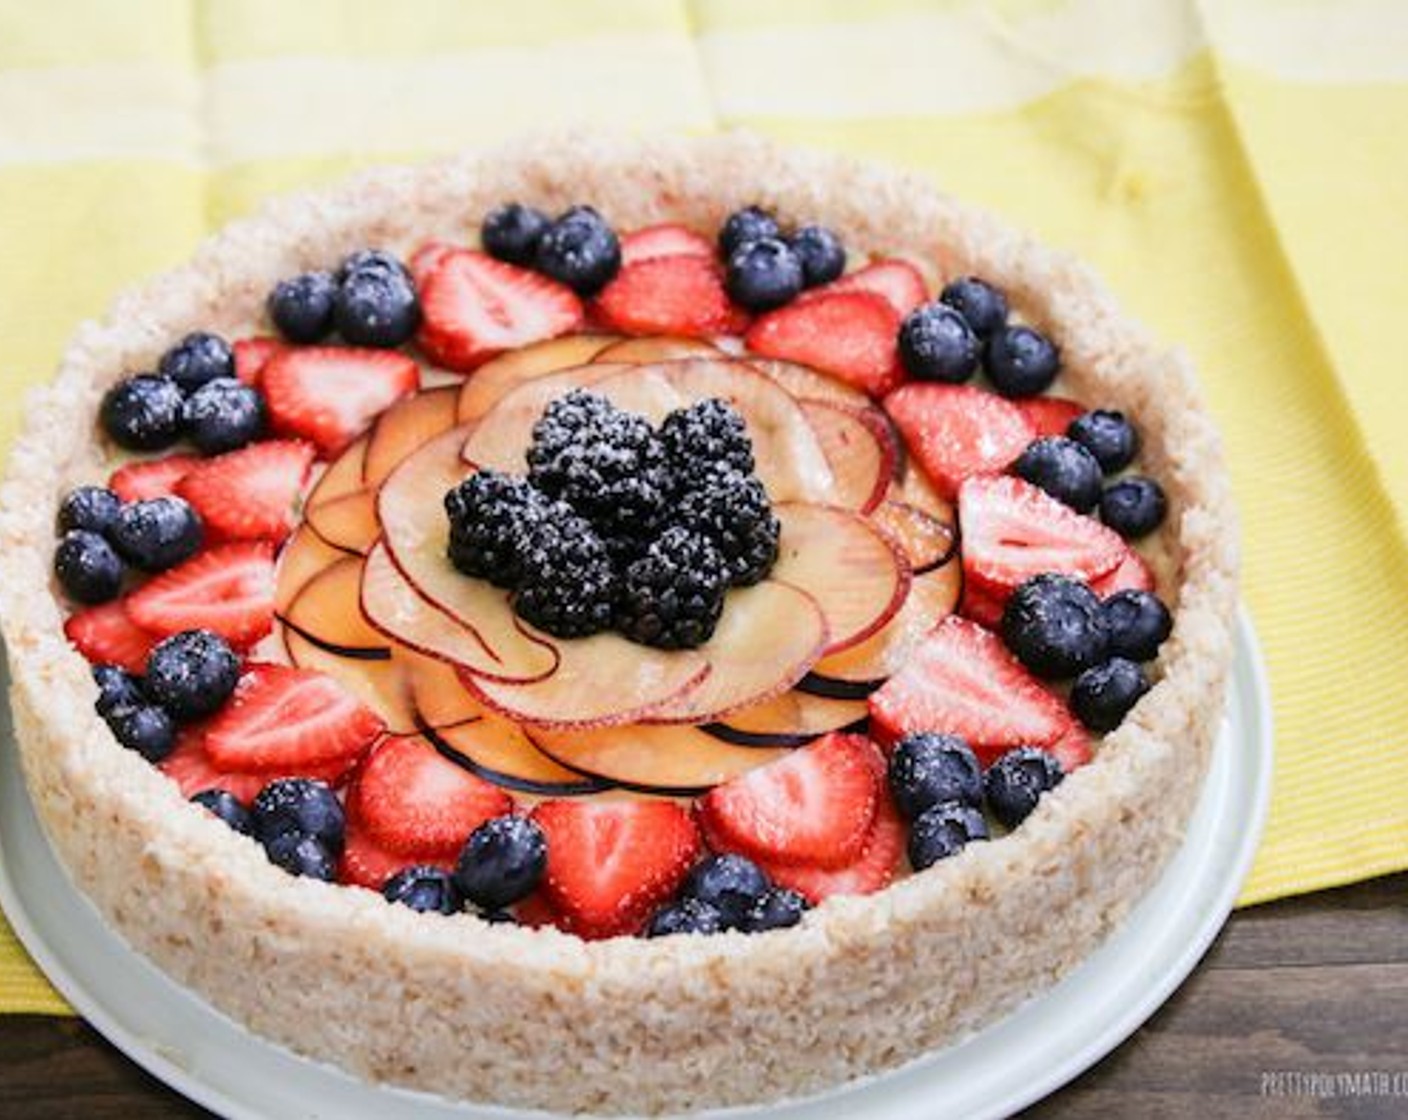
[
  {"left": 176, "top": 440, "right": 315, "bottom": 544},
  {"left": 232, "top": 336, "right": 290, "bottom": 388},
  {"left": 958, "top": 579, "right": 1007, "bottom": 630},
  {"left": 124, "top": 541, "right": 276, "bottom": 647},
  {"left": 799, "top": 259, "right": 928, "bottom": 318},
  {"left": 620, "top": 223, "right": 715, "bottom": 267},
  {"left": 746, "top": 290, "right": 903, "bottom": 398},
  {"left": 338, "top": 818, "right": 456, "bottom": 891},
  {"left": 592, "top": 255, "right": 747, "bottom": 339},
  {"left": 416, "top": 249, "right": 584, "bottom": 373},
  {"left": 959, "top": 475, "right": 1126, "bottom": 596},
  {"left": 352, "top": 734, "right": 512, "bottom": 857},
  {"left": 530, "top": 799, "right": 700, "bottom": 939},
  {"left": 161, "top": 727, "right": 358, "bottom": 805},
  {"left": 262, "top": 347, "right": 419, "bottom": 457},
  {"left": 1091, "top": 547, "right": 1156, "bottom": 596},
  {"left": 697, "top": 732, "right": 879, "bottom": 869},
  {"left": 202, "top": 662, "right": 385, "bottom": 772},
  {"left": 63, "top": 601, "right": 158, "bottom": 674},
  {"left": 409, "top": 240, "right": 459, "bottom": 288},
  {"left": 1012, "top": 395, "right": 1086, "bottom": 439},
  {"left": 868, "top": 616, "right": 1077, "bottom": 765},
  {"left": 758, "top": 792, "right": 905, "bottom": 905},
  {"left": 108, "top": 454, "right": 200, "bottom": 504},
  {"left": 1046, "top": 723, "right": 1094, "bottom": 773},
  {"left": 884, "top": 383, "right": 1035, "bottom": 501}
]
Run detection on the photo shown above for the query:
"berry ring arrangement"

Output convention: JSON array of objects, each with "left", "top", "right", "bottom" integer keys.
[{"left": 0, "top": 133, "right": 1238, "bottom": 1114}]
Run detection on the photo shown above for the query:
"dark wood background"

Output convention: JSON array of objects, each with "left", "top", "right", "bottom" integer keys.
[{"left": 0, "top": 872, "right": 1404, "bottom": 1118}]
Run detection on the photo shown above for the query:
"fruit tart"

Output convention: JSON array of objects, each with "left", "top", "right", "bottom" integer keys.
[{"left": 0, "top": 132, "right": 1238, "bottom": 1114}]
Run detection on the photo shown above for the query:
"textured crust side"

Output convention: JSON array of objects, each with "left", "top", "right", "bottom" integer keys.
[{"left": 0, "top": 131, "right": 1238, "bottom": 1115}]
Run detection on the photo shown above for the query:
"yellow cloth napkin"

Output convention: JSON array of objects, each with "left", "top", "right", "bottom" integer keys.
[{"left": 3, "top": 0, "right": 1406, "bottom": 1014}]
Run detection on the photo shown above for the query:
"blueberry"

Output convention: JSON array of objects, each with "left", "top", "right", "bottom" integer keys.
[
  {"left": 718, "top": 205, "right": 780, "bottom": 258},
  {"left": 789, "top": 225, "right": 846, "bottom": 287},
  {"left": 191, "top": 788, "right": 255, "bottom": 836},
  {"left": 645, "top": 897, "right": 725, "bottom": 938},
  {"left": 909, "top": 801, "right": 989, "bottom": 870},
  {"left": 267, "top": 271, "right": 337, "bottom": 343},
  {"left": 681, "top": 854, "right": 770, "bottom": 929},
  {"left": 264, "top": 832, "right": 337, "bottom": 881},
  {"left": 100, "top": 375, "right": 185, "bottom": 451},
  {"left": 105, "top": 704, "right": 177, "bottom": 763},
  {"left": 1102, "top": 589, "right": 1172, "bottom": 662},
  {"left": 57, "top": 486, "right": 122, "bottom": 536},
  {"left": 53, "top": 530, "right": 124, "bottom": 604},
  {"left": 534, "top": 206, "right": 621, "bottom": 296},
  {"left": 337, "top": 248, "right": 411, "bottom": 284},
  {"left": 252, "top": 778, "right": 346, "bottom": 855},
  {"left": 741, "top": 887, "right": 808, "bottom": 933},
  {"left": 144, "top": 629, "right": 239, "bottom": 722},
  {"left": 1070, "top": 657, "right": 1150, "bottom": 733},
  {"left": 383, "top": 866, "right": 464, "bottom": 915},
  {"left": 481, "top": 202, "right": 552, "bottom": 266},
  {"left": 939, "top": 277, "right": 1008, "bottom": 338},
  {"left": 898, "top": 302, "right": 981, "bottom": 383},
  {"left": 888, "top": 733, "right": 983, "bottom": 819},
  {"left": 453, "top": 815, "right": 546, "bottom": 910},
  {"left": 182, "top": 378, "right": 266, "bottom": 454},
  {"left": 1099, "top": 477, "right": 1167, "bottom": 539},
  {"left": 108, "top": 496, "right": 202, "bottom": 572},
  {"left": 92, "top": 664, "right": 146, "bottom": 717},
  {"left": 1068, "top": 409, "right": 1140, "bottom": 474},
  {"left": 1001, "top": 573, "right": 1109, "bottom": 679},
  {"left": 984, "top": 747, "right": 1064, "bottom": 829},
  {"left": 986, "top": 325, "right": 1060, "bottom": 397},
  {"left": 1012, "top": 436, "right": 1103, "bottom": 513},
  {"left": 158, "top": 332, "right": 236, "bottom": 396},
  {"left": 725, "top": 237, "right": 804, "bottom": 312},
  {"left": 335, "top": 264, "right": 420, "bottom": 348}
]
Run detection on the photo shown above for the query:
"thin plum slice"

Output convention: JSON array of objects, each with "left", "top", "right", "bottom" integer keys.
[
  {"left": 282, "top": 626, "right": 418, "bottom": 734},
  {"left": 798, "top": 399, "right": 896, "bottom": 514},
  {"left": 305, "top": 435, "right": 367, "bottom": 507},
  {"left": 305, "top": 488, "right": 379, "bottom": 556},
  {"left": 280, "top": 554, "right": 387, "bottom": 657},
  {"left": 747, "top": 357, "right": 871, "bottom": 408},
  {"left": 420, "top": 711, "right": 604, "bottom": 795},
  {"left": 362, "top": 386, "right": 459, "bottom": 487},
  {"left": 704, "top": 689, "right": 868, "bottom": 748},
  {"left": 592, "top": 336, "right": 720, "bottom": 363},
  {"left": 274, "top": 526, "right": 350, "bottom": 614},
  {"left": 454, "top": 334, "right": 618, "bottom": 423},
  {"left": 400, "top": 648, "right": 483, "bottom": 728},
  {"left": 870, "top": 499, "right": 957, "bottom": 574}
]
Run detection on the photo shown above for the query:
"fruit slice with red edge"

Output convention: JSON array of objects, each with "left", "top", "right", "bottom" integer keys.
[
  {"left": 64, "top": 601, "right": 158, "bottom": 673},
  {"left": 529, "top": 723, "right": 789, "bottom": 796},
  {"left": 306, "top": 435, "right": 368, "bottom": 509},
  {"left": 108, "top": 455, "right": 200, "bottom": 504},
  {"left": 424, "top": 717, "right": 605, "bottom": 795},
  {"left": 402, "top": 650, "right": 482, "bottom": 728},
  {"left": 352, "top": 733, "right": 512, "bottom": 857},
  {"left": 770, "top": 503, "right": 909, "bottom": 656},
  {"left": 870, "top": 499, "right": 957, "bottom": 574},
  {"left": 125, "top": 541, "right": 276, "bottom": 647},
  {"left": 262, "top": 346, "right": 419, "bottom": 457},
  {"left": 1091, "top": 547, "right": 1156, "bottom": 596},
  {"left": 888, "top": 455, "right": 957, "bottom": 525},
  {"left": 594, "top": 336, "right": 721, "bottom": 363},
  {"left": 459, "top": 363, "right": 624, "bottom": 470},
  {"left": 748, "top": 357, "right": 870, "bottom": 409},
  {"left": 867, "top": 616, "right": 1078, "bottom": 766},
  {"left": 176, "top": 440, "right": 315, "bottom": 545},
  {"left": 279, "top": 554, "right": 386, "bottom": 657},
  {"left": 339, "top": 819, "right": 454, "bottom": 891},
  {"left": 362, "top": 386, "right": 459, "bottom": 488},
  {"left": 416, "top": 249, "right": 584, "bottom": 373},
  {"left": 958, "top": 579, "right": 1006, "bottom": 630},
  {"left": 798, "top": 258, "right": 928, "bottom": 318},
  {"left": 959, "top": 474, "right": 1125, "bottom": 595},
  {"left": 409, "top": 240, "right": 458, "bottom": 288},
  {"left": 530, "top": 798, "right": 700, "bottom": 939},
  {"left": 305, "top": 488, "right": 378, "bottom": 556},
  {"left": 202, "top": 662, "right": 384, "bottom": 771},
  {"left": 704, "top": 689, "right": 867, "bottom": 748},
  {"left": 799, "top": 400, "right": 896, "bottom": 513},
  {"left": 232, "top": 336, "right": 289, "bottom": 388},
  {"left": 698, "top": 732, "right": 879, "bottom": 870},
  {"left": 884, "top": 382, "right": 1035, "bottom": 502},
  {"left": 619, "top": 223, "right": 715, "bottom": 266},
  {"left": 746, "top": 290, "right": 903, "bottom": 399},
  {"left": 1013, "top": 395, "right": 1086, "bottom": 438},
  {"left": 282, "top": 627, "right": 416, "bottom": 734},
  {"left": 274, "top": 526, "right": 351, "bottom": 614},
  {"left": 592, "top": 255, "right": 748, "bottom": 339},
  {"left": 161, "top": 729, "right": 358, "bottom": 805},
  {"left": 454, "top": 335, "right": 617, "bottom": 423}
]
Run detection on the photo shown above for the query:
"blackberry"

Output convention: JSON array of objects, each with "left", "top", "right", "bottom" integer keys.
[
  {"left": 616, "top": 527, "right": 729, "bottom": 649},
  {"left": 526, "top": 390, "right": 672, "bottom": 541},
  {"left": 674, "top": 465, "right": 780, "bottom": 586},
  {"left": 513, "top": 508, "right": 617, "bottom": 638},
  {"left": 444, "top": 470, "right": 548, "bottom": 588},
  {"left": 659, "top": 398, "right": 754, "bottom": 482}
]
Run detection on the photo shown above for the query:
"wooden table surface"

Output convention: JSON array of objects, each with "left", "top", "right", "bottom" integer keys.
[{"left": 0, "top": 872, "right": 1404, "bottom": 1118}]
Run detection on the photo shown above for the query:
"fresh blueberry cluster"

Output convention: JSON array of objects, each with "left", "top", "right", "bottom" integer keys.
[
  {"left": 267, "top": 248, "right": 421, "bottom": 348},
  {"left": 481, "top": 203, "right": 622, "bottom": 295},
  {"left": 444, "top": 392, "right": 780, "bottom": 649},
  {"left": 52, "top": 484, "right": 202, "bottom": 604},
  {"left": 645, "top": 853, "right": 809, "bottom": 937},
  {"left": 717, "top": 204, "right": 846, "bottom": 312}
]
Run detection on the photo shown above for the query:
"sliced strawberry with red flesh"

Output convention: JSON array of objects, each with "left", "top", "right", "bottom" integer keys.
[
  {"left": 697, "top": 732, "right": 879, "bottom": 869},
  {"left": 758, "top": 791, "right": 905, "bottom": 904},
  {"left": 409, "top": 240, "right": 459, "bottom": 288},
  {"left": 63, "top": 601, "right": 159, "bottom": 674},
  {"left": 108, "top": 455, "right": 200, "bottom": 504},
  {"left": 1045, "top": 723, "right": 1094, "bottom": 773},
  {"left": 1012, "top": 395, "right": 1087, "bottom": 439},
  {"left": 513, "top": 892, "right": 560, "bottom": 929},
  {"left": 799, "top": 259, "right": 928, "bottom": 318},
  {"left": 176, "top": 440, "right": 315, "bottom": 544},
  {"left": 161, "top": 727, "right": 359, "bottom": 805},
  {"left": 123, "top": 541, "right": 276, "bottom": 647},
  {"left": 232, "top": 336, "right": 290, "bottom": 388},
  {"left": 352, "top": 734, "right": 512, "bottom": 857},
  {"left": 620, "top": 223, "right": 715, "bottom": 267},
  {"left": 416, "top": 249, "right": 584, "bottom": 373},
  {"left": 338, "top": 818, "right": 456, "bottom": 891},
  {"left": 884, "top": 383, "right": 1035, "bottom": 502},
  {"left": 530, "top": 799, "right": 700, "bottom": 940},
  {"left": 868, "top": 616, "right": 1075, "bottom": 765},
  {"left": 746, "top": 291, "right": 903, "bottom": 399},
  {"left": 959, "top": 475, "right": 1126, "bottom": 595},
  {"left": 262, "top": 347, "right": 419, "bottom": 457},
  {"left": 1091, "top": 547, "right": 1156, "bottom": 596},
  {"left": 202, "top": 662, "right": 385, "bottom": 772},
  {"left": 592, "top": 255, "right": 748, "bottom": 339},
  {"left": 958, "top": 579, "right": 1007, "bottom": 630}
]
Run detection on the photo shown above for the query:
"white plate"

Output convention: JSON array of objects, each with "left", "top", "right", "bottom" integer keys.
[{"left": 0, "top": 609, "right": 1272, "bottom": 1120}]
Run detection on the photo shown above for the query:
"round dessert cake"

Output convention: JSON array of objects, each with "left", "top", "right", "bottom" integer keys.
[{"left": 0, "top": 132, "right": 1238, "bottom": 1114}]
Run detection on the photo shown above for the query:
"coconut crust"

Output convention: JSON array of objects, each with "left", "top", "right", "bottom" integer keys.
[{"left": 0, "top": 131, "right": 1238, "bottom": 1114}]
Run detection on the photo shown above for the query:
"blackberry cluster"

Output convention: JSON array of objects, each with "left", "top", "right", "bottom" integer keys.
[
  {"left": 616, "top": 528, "right": 730, "bottom": 649},
  {"left": 674, "top": 464, "right": 781, "bottom": 587},
  {"left": 514, "top": 508, "right": 618, "bottom": 638},
  {"left": 444, "top": 471, "right": 547, "bottom": 588},
  {"left": 659, "top": 397, "right": 754, "bottom": 483}
]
